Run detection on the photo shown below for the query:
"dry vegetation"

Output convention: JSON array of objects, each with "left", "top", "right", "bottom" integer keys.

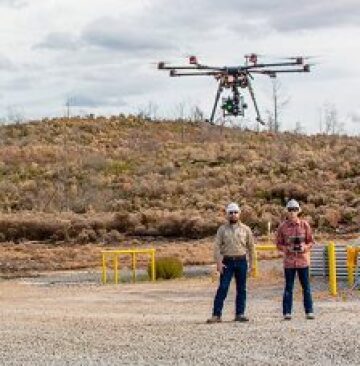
[{"left": 0, "top": 115, "right": 359, "bottom": 247}]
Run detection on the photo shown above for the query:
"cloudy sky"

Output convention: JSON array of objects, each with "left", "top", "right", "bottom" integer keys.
[{"left": 0, "top": 0, "right": 360, "bottom": 134}]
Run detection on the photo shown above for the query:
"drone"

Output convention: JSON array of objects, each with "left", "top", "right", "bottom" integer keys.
[{"left": 158, "top": 53, "right": 311, "bottom": 125}]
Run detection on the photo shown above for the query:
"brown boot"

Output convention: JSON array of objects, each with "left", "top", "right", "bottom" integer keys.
[
  {"left": 234, "top": 314, "right": 249, "bottom": 322},
  {"left": 206, "top": 315, "right": 222, "bottom": 323}
]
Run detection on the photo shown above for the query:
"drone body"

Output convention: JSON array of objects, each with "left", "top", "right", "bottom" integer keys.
[{"left": 158, "top": 54, "right": 311, "bottom": 125}]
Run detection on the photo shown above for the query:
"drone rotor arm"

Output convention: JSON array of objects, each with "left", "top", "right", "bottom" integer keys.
[
  {"left": 169, "top": 70, "right": 221, "bottom": 77},
  {"left": 243, "top": 61, "right": 301, "bottom": 71},
  {"left": 159, "top": 63, "right": 223, "bottom": 71},
  {"left": 260, "top": 67, "right": 310, "bottom": 74}
]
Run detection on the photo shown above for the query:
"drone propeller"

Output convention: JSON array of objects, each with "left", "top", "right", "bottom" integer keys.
[
  {"left": 284, "top": 55, "right": 318, "bottom": 59},
  {"left": 278, "top": 56, "right": 320, "bottom": 66},
  {"left": 150, "top": 59, "right": 175, "bottom": 68}
]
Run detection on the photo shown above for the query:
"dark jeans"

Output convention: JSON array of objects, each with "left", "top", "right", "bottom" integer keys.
[
  {"left": 213, "top": 257, "right": 248, "bottom": 317},
  {"left": 283, "top": 267, "right": 314, "bottom": 315}
]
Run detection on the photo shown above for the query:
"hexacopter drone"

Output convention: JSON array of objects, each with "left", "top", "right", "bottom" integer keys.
[{"left": 158, "top": 54, "right": 311, "bottom": 125}]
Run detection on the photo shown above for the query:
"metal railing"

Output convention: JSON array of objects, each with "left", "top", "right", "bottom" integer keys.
[{"left": 101, "top": 248, "right": 156, "bottom": 284}]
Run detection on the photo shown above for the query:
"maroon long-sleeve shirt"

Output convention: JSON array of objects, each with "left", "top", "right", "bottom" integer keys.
[{"left": 276, "top": 218, "right": 314, "bottom": 268}]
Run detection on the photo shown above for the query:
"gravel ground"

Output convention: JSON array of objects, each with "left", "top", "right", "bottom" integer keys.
[{"left": 0, "top": 263, "right": 359, "bottom": 366}]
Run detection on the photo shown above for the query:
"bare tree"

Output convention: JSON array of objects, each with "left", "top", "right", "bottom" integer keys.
[
  {"left": 65, "top": 97, "right": 74, "bottom": 119},
  {"left": 265, "top": 110, "right": 275, "bottom": 132},
  {"left": 175, "top": 101, "right": 187, "bottom": 121},
  {"left": 322, "top": 103, "right": 344, "bottom": 135},
  {"left": 293, "top": 121, "right": 304, "bottom": 134},
  {"left": 318, "top": 107, "right": 323, "bottom": 133},
  {"left": 269, "top": 79, "right": 290, "bottom": 132},
  {"left": 189, "top": 105, "right": 204, "bottom": 122},
  {"left": 136, "top": 101, "right": 159, "bottom": 121},
  {"left": 7, "top": 105, "right": 25, "bottom": 124}
]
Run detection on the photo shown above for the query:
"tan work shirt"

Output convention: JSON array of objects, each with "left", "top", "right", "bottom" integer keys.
[{"left": 214, "top": 222, "right": 255, "bottom": 265}]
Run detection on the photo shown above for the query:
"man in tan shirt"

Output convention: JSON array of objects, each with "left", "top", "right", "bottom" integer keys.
[{"left": 207, "top": 202, "right": 255, "bottom": 323}]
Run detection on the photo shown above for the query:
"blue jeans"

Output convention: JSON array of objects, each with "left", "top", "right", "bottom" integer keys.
[
  {"left": 213, "top": 257, "right": 248, "bottom": 317},
  {"left": 283, "top": 267, "right": 313, "bottom": 315}
]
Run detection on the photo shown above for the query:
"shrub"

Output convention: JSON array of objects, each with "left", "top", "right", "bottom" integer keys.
[
  {"left": 103, "top": 229, "right": 123, "bottom": 244},
  {"left": 76, "top": 228, "right": 98, "bottom": 244},
  {"left": 110, "top": 212, "right": 138, "bottom": 233},
  {"left": 148, "top": 256, "right": 183, "bottom": 280}
]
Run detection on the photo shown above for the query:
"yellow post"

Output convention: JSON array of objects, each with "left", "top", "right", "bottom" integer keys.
[
  {"left": 347, "top": 246, "right": 355, "bottom": 287},
  {"left": 131, "top": 252, "right": 136, "bottom": 283},
  {"left": 253, "top": 249, "right": 259, "bottom": 278},
  {"left": 328, "top": 241, "right": 337, "bottom": 296},
  {"left": 114, "top": 253, "right": 119, "bottom": 285},
  {"left": 102, "top": 252, "right": 107, "bottom": 284},
  {"left": 151, "top": 249, "right": 156, "bottom": 281}
]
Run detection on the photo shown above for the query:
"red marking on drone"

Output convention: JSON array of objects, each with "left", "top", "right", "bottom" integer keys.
[{"left": 189, "top": 56, "right": 198, "bottom": 65}]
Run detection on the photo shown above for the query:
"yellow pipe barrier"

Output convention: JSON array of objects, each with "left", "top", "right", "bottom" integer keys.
[
  {"left": 347, "top": 246, "right": 354, "bottom": 287},
  {"left": 328, "top": 241, "right": 337, "bottom": 296},
  {"left": 114, "top": 254, "right": 119, "bottom": 285},
  {"left": 101, "top": 248, "right": 156, "bottom": 284},
  {"left": 102, "top": 252, "right": 107, "bottom": 284},
  {"left": 131, "top": 252, "right": 136, "bottom": 283},
  {"left": 253, "top": 244, "right": 277, "bottom": 278},
  {"left": 347, "top": 247, "right": 359, "bottom": 287},
  {"left": 151, "top": 250, "right": 156, "bottom": 282}
]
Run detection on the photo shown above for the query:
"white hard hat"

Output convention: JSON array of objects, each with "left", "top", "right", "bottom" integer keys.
[
  {"left": 226, "top": 202, "right": 240, "bottom": 213},
  {"left": 286, "top": 199, "right": 300, "bottom": 210}
]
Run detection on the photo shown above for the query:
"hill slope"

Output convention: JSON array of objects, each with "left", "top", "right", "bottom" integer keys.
[{"left": 0, "top": 116, "right": 359, "bottom": 242}]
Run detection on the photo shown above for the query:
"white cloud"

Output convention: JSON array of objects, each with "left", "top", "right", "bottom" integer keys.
[
  {"left": 0, "top": 0, "right": 359, "bottom": 134},
  {"left": 0, "top": 0, "right": 27, "bottom": 7}
]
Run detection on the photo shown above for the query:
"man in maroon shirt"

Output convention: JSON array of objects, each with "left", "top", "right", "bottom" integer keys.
[{"left": 276, "top": 199, "right": 315, "bottom": 320}]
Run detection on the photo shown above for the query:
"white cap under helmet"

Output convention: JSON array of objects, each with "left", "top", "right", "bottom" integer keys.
[
  {"left": 286, "top": 199, "right": 300, "bottom": 210},
  {"left": 226, "top": 202, "right": 240, "bottom": 213}
]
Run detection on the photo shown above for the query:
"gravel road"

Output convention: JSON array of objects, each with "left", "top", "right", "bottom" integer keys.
[{"left": 0, "top": 265, "right": 359, "bottom": 365}]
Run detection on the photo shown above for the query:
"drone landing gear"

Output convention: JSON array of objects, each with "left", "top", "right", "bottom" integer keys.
[
  {"left": 208, "top": 76, "right": 265, "bottom": 126},
  {"left": 246, "top": 77, "right": 265, "bottom": 125},
  {"left": 209, "top": 82, "right": 224, "bottom": 124}
]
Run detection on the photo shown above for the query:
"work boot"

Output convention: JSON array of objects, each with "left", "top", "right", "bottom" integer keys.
[
  {"left": 283, "top": 314, "right": 292, "bottom": 321},
  {"left": 234, "top": 314, "right": 249, "bottom": 322},
  {"left": 306, "top": 313, "right": 315, "bottom": 320},
  {"left": 206, "top": 315, "right": 222, "bottom": 324}
]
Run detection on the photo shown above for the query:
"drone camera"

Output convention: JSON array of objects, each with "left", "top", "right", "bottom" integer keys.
[
  {"left": 303, "top": 64, "right": 310, "bottom": 72},
  {"left": 296, "top": 57, "right": 304, "bottom": 65},
  {"left": 222, "top": 98, "right": 234, "bottom": 113},
  {"left": 169, "top": 69, "right": 176, "bottom": 77},
  {"left": 221, "top": 96, "right": 242, "bottom": 117}
]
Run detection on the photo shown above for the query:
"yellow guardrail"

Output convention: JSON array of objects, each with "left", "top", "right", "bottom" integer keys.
[
  {"left": 328, "top": 241, "right": 337, "bottom": 296},
  {"left": 347, "top": 246, "right": 360, "bottom": 287},
  {"left": 101, "top": 248, "right": 156, "bottom": 284},
  {"left": 253, "top": 244, "right": 277, "bottom": 278}
]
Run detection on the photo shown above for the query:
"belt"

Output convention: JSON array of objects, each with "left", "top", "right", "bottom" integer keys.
[{"left": 223, "top": 255, "right": 246, "bottom": 260}]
